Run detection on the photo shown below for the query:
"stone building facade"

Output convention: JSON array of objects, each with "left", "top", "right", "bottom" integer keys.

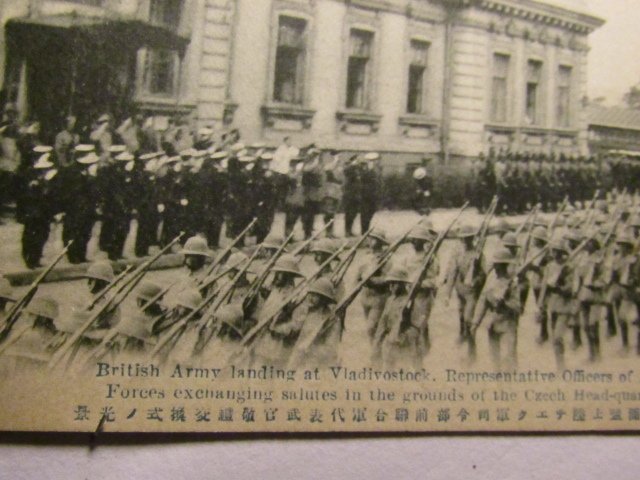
[{"left": 0, "top": 0, "right": 604, "bottom": 167}]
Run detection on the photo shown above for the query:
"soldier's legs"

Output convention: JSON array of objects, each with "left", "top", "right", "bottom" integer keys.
[
  {"left": 552, "top": 314, "right": 569, "bottom": 371},
  {"left": 360, "top": 205, "right": 376, "bottom": 234},
  {"left": 536, "top": 302, "right": 550, "bottom": 344},
  {"left": 22, "top": 218, "right": 49, "bottom": 268},
  {"left": 135, "top": 212, "right": 159, "bottom": 257},
  {"left": 302, "top": 201, "right": 319, "bottom": 239},
  {"left": 108, "top": 217, "right": 129, "bottom": 261},
  {"left": 344, "top": 202, "right": 358, "bottom": 236},
  {"left": 204, "top": 215, "right": 224, "bottom": 249},
  {"left": 488, "top": 327, "right": 502, "bottom": 369},
  {"left": 284, "top": 205, "right": 302, "bottom": 237}
]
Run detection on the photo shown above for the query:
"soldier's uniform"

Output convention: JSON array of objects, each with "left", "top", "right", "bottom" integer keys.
[
  {"left": 374, "top": 267, "right": 420, "bottom": 369},
  {"left": 542, "top": 240, "right": 575, "bottom": 370},
  {"left": 0, "top": 297, "right": 59, "bottom": 375},
  {"left": 98, "top": 148, "right": 135, "bottom": 261},
  {"left": 359, "top": 152, "right": 382, "bottom": 234},
  {"left": 60, "top": 145, "right": 100, "bottom": 264},
  {"left": 445, "top": 225, "right": 485, "bottom": 345},
  {"left": 403, "top": 224, "right": 439, "bottom": 357},
  {"left": 20, "top": 148, "right": 61, "bottom": 269},
  {"left": 411, "top": 167, "right": 433, "bottom": 217},
  {"left": 301, "top": 152, "right": 324, "bottom": 239},
  {"left": 226, "top": 153, "right": 255, "bottom": 238},
  {"left": 287, "top": 278, "right": 341, "bottom": 368},
  {"left": 343, "top": 156, "right": 362, "bottom": 237},
  {"left": 164, "top": 236, "right": 211, "bottom": 309},
  {"left": 252, "top": 154, "right": 277, "bottom": 243},
  {"left": 610, "top": 235, "right": 640, "bottom": 353},
  {"left": 321, "top": 152, "right": 344, "bottom": 238},
  {"left": 284, "top": 158, "right": 305, "bottom": 237},
  {"left": 133, "top": 153, "right": 162, "bottom": 257},
  {"left": 202, "top": 151, "right": 228, "bottom": 248},
  {"left": 471, "top": 248, "right": 522, "bottom": 369},
  {"left": 357, "top": 229, "right": 391, "bottom": 341},
  {"left": 250, "top": 255, "right": 304, "bottom": 368}
]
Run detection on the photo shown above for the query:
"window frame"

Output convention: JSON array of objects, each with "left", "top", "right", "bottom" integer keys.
[
  {"left": 345, "top": 27, "right": 376, "bottom": 111},
  {"left": 406, "top": 38, "right": 430, "bottom": 115},
  {"left": 490, "top": 52, "right": 511, "bottom": 124},
  {"left": 556, "top": 64, "right": 573, "bottom": 128},
  {"left": 137, "top": 48, "right": 181, "bottom": 99},
  {"left": 524, "top": 58, "right": 544, "bottom": 126},
  {"left": 271, "top": 14, "right": 309, "bottom": 106}
]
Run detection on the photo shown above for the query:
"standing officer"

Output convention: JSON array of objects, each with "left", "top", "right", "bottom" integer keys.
[
  {"left": 284, "top": 157, "right": 305, "bottom": 237},
  {"left": 321, "top": 150, "right": 344, "bottom": 238},
  {"left": 20, "top": 148, "right": 61, "bottom": 269},
  {"left": 133, "top": 152, "right": 162, "bottom": 257},
  {"left": 411, "top": 166, "right": 433, "bottom": 217},
  {"left": 343, "top": 155, "right": 362, "bottom": 237},
  {"left": 301, "top": 149, "right": 324, "bottom": 239},
  {"left": 202, "top": 151, "right": 228, "bottom": 248},
  {"left": 252, "top": 152, "right": 277, "bottom": 243},
  {"left": 60, "top": 145, "right": 100, "bottom": 264},
  {"left": 359, "top": 152, "right": 382, "bottom": 234}
]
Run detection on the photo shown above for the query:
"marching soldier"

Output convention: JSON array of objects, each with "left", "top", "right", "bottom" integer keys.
[
  {"left": 165, "top": 236, "right": 211, "bottom": 308},
  {"left": 287, "top": 278, "right": 340, "bottom": 368},
  {"left": 373, "top": 266, "right": 419, "bottom": 369},
  {"left": 403, "top": 224, "right": 439, "bottom": 356},
  {"left": 444, "top": 225, "right": 485, "bottom": 346},
  {"left": 527, "top": 226, "right": 550, "bottom": 343},
  {"left": 0, "top": 296, "right": 60, "bottom": 375},
  {"left": 357, "top": 229, "right": 391, "bottom": 341},
  {"left": 542, "top": 240, "right": 574, "bottom": 370},
  {"left": 471, "top": 248, "right": 522, "bottom": 369},
  {"left": 610, "top": 234, "right": 640, "bottom": 354},
  {"left": 250, "top": 255, "right": 304, "bottom": 368}
]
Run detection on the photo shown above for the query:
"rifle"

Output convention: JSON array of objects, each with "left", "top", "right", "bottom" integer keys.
[
  {"left": 518, "top": 205, "right": 540, "bottom": 266},
  {"left": 48, "top": 234, "right": 183, "bottom": 370},
  {"left": 87, "top": 265, "right": 134, "bottom": 311},
  {"left": 291, "top": 219, "right": 335, "bottom": 256},
  {"left": 198, "top": 259, "right": 249, "bottom": 295},
  {"left": 463, "top": 196, "right": 498, "bottom": 285},
  {"left": 330, "top": 226, "right": 374, "bottom": 286},
  {"left": 548, "top": 196, "right": 569, "bottom": 234},
  {"left": 240, "top": 242, "right": 349, "bottom": 348},
  {"left": 0, "top": 242, "right": 72, "bottom": 343},
  {"left": 401, "top": 203, "right": 468, "bottom": 328},
  {"left": 310, "top": 222, "right": 422, "bottom": 342},
  {"left": 583, "top": 189, "right": 601, "bottom": 229},
  {"left": 241, "top": 230, "right": 296, "bottom": 311},
  {"left": 514, "top": 204, "right": 540, "bottom": 237},
  {"left": 199, "top": 217, "right": 257, "bottom": 283}
]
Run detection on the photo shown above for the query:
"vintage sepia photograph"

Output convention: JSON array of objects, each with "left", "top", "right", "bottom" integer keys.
[{"left": 0, "top": 0, "right": 639, "bottom": 434}]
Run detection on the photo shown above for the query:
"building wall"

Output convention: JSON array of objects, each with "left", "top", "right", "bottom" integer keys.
[{"left": 222, "top": 0, "right": 602, "bottom": 162}]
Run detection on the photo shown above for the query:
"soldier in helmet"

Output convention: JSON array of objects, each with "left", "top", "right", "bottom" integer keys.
[
  {"left": 444, "top": 224, "right": 486, "bottom": 348},
  {"left": 471, "top": 248, "right": 522, "bottom": 369},
  {"left": 403, "top": 223, "right": 439, "bottom": 356},
  {"left": 610, "top": 234, "right": 640, "bottom": 354},
  {"left": 0, "top": 296, "right": 60, "bottom": 374},
  {"left": 357, "top": 229, "right": 391, "bottom": 341},
  {"left": 250, "top": 254, "right": 304, "bottom": 368},
  {"left": 287, "top": 278, "right": 340, "bottom": 368},
  {"left": 540, "top": 240, "right": 574, "bottom": 370},
  {"left": 165, "top": 236, "right": 211, "bottom": 308},
  {"left": 527, "top": 226, "right": 550, "bottom": 343},
  {"left": 309, "top": 238, "right": 344, "bottom": 300},
  {"left": 374, "top": 266, "right": 419, "bottom": 369}
]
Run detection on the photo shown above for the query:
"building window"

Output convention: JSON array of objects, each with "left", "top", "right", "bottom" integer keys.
[
  {"left": 149, "top": 0, "right": 182, "bottom": 28},
  {"left": 490, "top": 53, "right": 510, "bottom": 123},
  {"left": 407, "top": 40, "right": 429, "bottom": 114},
  {"left": 346, "top": 29, "right": 374, "bottom": 109},
  {"left": 142, "top": 49, "right": 179, "bottom": 97},
  {"left": 525, "top": 60, "right": 543, "bottom": 125},
  {"left": 557, "top": 65, "right": 572, "bottom": 128},
  {"left": 273, "top": 16, "right": 307, "bottom": 105}
]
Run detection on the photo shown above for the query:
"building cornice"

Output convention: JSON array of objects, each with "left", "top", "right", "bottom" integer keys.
[{"left": 477, "top": 0, "right": 605, "bottom": 33}]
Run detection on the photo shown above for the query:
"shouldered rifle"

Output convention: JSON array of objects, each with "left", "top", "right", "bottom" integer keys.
[
  {"left": 87, "top": 265, "right": 134, "bottom": 311},
  {"left": 0, "top": 242, "right": 72, "bottom": 343},
  {"left": 331, "top": 226, "right": 374, "bottom": 287},
  {"left": 401, "top": 203, "right": 468, "bottom": 328},
  {"left": 514, "top": 204, "right": 540, "bottom": 237},
  {"left": 463, "top": 196, "right": 498, "bottom": 285},
  {"left": 583, "top": 189, "right": 601, "bottom": 229},
  {"left": 548, "top": 196, "right": 569, "bottom": 235},
  {"left": 310, "top": 222, "right": 421, "bottom": 343},
  {"left": 241, "top": 230, "right": 296, "bottom": 311},
  {"left": 48, "top": 234, "right": 183, "bottom": 370},
  {"left": 240, "top": 242, "right": 348, "bottom": 348},
  {"left": 198, "top": 258, "right": 249, "bottom": 296},
  {"left": 199, "top": 217, "right": 257, "bottom": 283},
  {"left": 518, "top": 205, "right": 540, "bottom": 266},
  {"left": 291, "top": 219, "right": 335, "bottom": 256}
]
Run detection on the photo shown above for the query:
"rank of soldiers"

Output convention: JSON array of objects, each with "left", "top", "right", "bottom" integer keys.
[{"left": 2, "top": 189, "right": 640, "bottom": 375}]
